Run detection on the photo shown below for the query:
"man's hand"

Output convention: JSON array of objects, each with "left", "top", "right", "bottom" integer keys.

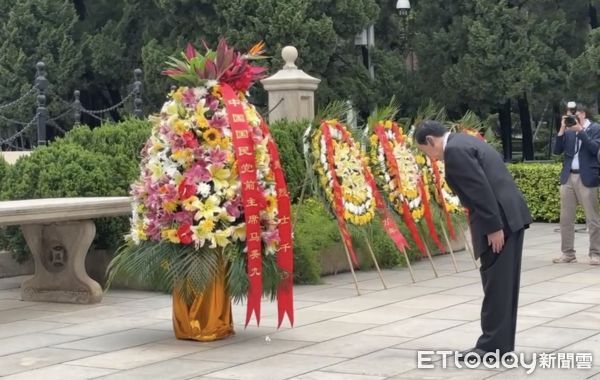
[
  {"left": 569, "top": 120, "right": 583, "bottom": 133},
  {"left": 487, "top": 229, "right": 505, "bottom": 254}
]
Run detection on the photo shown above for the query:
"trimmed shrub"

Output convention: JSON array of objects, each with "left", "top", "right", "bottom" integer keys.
[
  {"left": 269, "top": 119, "right": 311, "bottom": 202},
  {"left": 508, "top": 162, "right": 585, "bottom": 223},
  {"left": 0, "top": 119, "right": 152, "bottom": 263}
]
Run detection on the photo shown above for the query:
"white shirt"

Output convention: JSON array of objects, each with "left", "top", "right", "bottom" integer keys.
[
  {"left": 442, "top": 132, "right": 451, "bottom": 152},
  {"left": 571, "top": 119, "right": 591, "bottom": 171}
]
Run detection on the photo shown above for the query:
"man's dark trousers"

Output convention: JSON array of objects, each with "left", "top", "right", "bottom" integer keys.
[{"left": 476, "top": 228, "right": 524, "bottom": 354}]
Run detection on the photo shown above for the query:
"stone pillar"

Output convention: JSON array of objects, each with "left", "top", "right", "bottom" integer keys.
[{"left": 260, "top": 46, "right": 321, "bottom": 123}]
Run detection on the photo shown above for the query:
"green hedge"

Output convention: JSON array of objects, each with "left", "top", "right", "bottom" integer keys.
[
  {"left": 508, "top": 162, "right": 585, "bottom": 223},
  {"left": 0, "top": 118, "right": 152, "bottom": 262},
  {"left": 269, "top": 119, "right": 311, "bottom": 202}
]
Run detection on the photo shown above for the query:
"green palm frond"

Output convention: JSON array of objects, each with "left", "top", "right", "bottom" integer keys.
[
  {"left": 366, "top": 97, "right": 400, "bottom": 133},
  {"left": 315, "top": 100, "right": 351, "bottom": 125},
  {"left": 106, "top": 241, "right": 223, "bottom": 305}
]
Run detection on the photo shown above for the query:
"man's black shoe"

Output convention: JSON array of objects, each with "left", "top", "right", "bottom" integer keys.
[{"left": 457, "top": 348, "right": 496, "bottom": 364}]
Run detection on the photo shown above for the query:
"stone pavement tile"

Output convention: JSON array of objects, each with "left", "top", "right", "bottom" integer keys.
[
  {"left": 363, "top": 318, "right": 465, "bottom": 339},
  {"left": 53, "top": 328, "right": 173, "bottom": 352},
  {"left": 406, "top": 275, "right": 479, "bottom": 289},
  {"left": 515, "top": 316, "right": 553, "bottom": 332},
  {"left": 203, "top": 353, "right": 345, "bottom": 380},
  {"left": 552, "top": 270, "right": 600, "bottom": 285},
  {"left": 0, "top": 275, "right": 28, "bottom": 290},
  {"left": 557, "top": 332, "right": 600, "bottom": 366},
  {"left": 269, "top": 320, "right": 376, "bottom": 342},
  {"left": 439, "top": 283, "right": 483, "bottom": 297},
  {"left": 93, "top": 358, "right": 232, "bottom": 380},
  {"left": 290, "top": 333, "right": 408, "bottom": 358},
  {"left": 514, "top": 293, "right": 554, "bottom": 307},
  {"left": 182, "top": 336, "right": 312, "bottom": 363},
  {"left": 135, "top": 319, "right": 173, "bottom": 332},
  {"left": 393, "top": 324, "right": 480, "bottom": 351},
  {"left": 387, "top": 366, "right": 494, "bottom": 380},
  {"left": 0, "top": 307, "right": 63, "bottom": 323},
  {"left": 546, "top": 311, "right": 600, "bottom": 330},
  {"left": 20, "top": 302, "right": 105, "bottom": 313},
  {"left": 301, "top": 295, "right": 397, "bottom": 313},
  {"left": 111, "top": 295, "right": 172, "bottom": 309},
  {"left": 252, "top": 309, "right": 346, "bottom": 328},
  {"left": 518, "top": 300, "right": 593, "bottom": 318},
  {"left": 35, "top": 305, "right": 146, "bottom": 324},
  {"left": 486, "top": 367, "right": 595, "bottom": 379},
  {"left": 0, "top": 332, "right": 83, "bottom": 356},
  {"left": 520, "top": 281, "right": 592, "bottom": 296},
  {"left": 294, "top": 284, "right": 338, "bottom": 295},
  {"left": 67, "top": 341, "right": 211, "bottom": 370},
  {"left": 50, "top": 316, "right": 167, "bottom": 337},
  {"left": 291, "top": 371, "right": 385, "bottom": 380},
  {"left": 0, "top": 299, "right": 36, "bottom": 311},
  {"left": 104, "top": 290, "right": 163, "bottom": 299},
  {"left": 360, "top": 284, "right": 440, "bottom": 302},
  {"left": 549, "top": 288, "right": 600, "bottom": 304},
  {"left": 0, "top": 347, "right": 101, "bottom": 376},
  {"left": 391, "top": 294, "right": 477, "bottom": 310},
  {"left": 420, "top": 303, "right": 481, "bottom": 321},
  {"left": 586, "top": 370, "right": 600, "bottom": 379},
  {"left": 321, "top": 348, "right": 417, "bottom": 377},
  {"left": 295, "top": 287, "right": 374, "bottom": 303},
  {"left": 0, "top": 288, "right": 21, "bottom": 300},
  {"left": 331, "top": 305, "right": 434, "bottom": 325},
  {"left": 2, "top": 364, "right": 116, "bottom": 380},
  {"left": 132, "top": 306, "right": 172, "bottom": 320},
  {"left": 516, "top": 326, "right": 598, "bottom": 349},
  {"left": 0, "top": 320, "right": 70, "bottom": 339}
]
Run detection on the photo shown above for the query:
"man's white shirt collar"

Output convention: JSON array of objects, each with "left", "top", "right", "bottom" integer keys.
[{"left": 442, "top": 132, "right": 451, "bottom": 152}]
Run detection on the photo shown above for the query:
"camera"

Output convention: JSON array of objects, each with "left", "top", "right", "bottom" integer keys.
[
  {"left": 565, "top": 115, "right": 578, "bottom": 127},
  {"left": 564, "top": 101, "right": 578, "bottom": 127}
]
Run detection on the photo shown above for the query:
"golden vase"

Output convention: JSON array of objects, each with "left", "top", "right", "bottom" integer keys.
[{"left": 172, "top": 267, "right": 234, "bottom": 342}]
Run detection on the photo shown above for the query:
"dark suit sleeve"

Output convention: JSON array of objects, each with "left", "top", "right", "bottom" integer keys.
[
  {"left": 578, "top": 124, "right": 600, "bottom": 155},
  {"left": 445, "top": 146, "right": 504, "bottom": 235},
  {"left": 553, "top": 134, "right": 565, "bottom": 155}
]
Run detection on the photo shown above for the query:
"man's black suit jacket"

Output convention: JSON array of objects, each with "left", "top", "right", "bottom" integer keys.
[
  {"left": 553, "top": 122, "right": 600, "bottom": 188},
  {"left": 443, "top": 133, "right": 532, "bottom": 258}
]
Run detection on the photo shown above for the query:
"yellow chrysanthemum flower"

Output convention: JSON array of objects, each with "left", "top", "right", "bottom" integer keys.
[
  {"left": 203, "top": 128, "right": 222, "bottom": 147},
  {"left": 161, "top": 228, "right": 180, "bottom": 244}
]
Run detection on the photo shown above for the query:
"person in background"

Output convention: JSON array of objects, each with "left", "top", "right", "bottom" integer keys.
[{"left": 553, "top": 102, "right": 600, "bottom": 266}]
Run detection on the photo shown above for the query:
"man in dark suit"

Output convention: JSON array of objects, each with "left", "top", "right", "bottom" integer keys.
[
  {"left": 415, "top": 120, "right": 532, "bottom": 359},
  {"left": 553, "top": 102, "right": 600, "bottom": 266}
]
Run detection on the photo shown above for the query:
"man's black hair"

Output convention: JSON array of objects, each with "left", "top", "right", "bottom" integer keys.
[{"left": 414, "top": 120, "right": 447, "bottom": 145}]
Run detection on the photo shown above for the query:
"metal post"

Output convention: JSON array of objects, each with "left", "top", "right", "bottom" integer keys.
[
  {"left": 73, "top": 90, "right": 81, "bottom": 126},
  {"left": 133, "top": 68, "right": 143, "bottom": 118},
  {"left": 35, "top": 62, "right": 48, "bottom": 146}
]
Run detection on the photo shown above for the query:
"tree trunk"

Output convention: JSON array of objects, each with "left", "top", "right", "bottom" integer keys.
[
  {"left": 518, "top": 93, "right": 534, "bottom": 160},
  {"left": 590, "top": 2, "right": 598, "bottom": 29},
  {"left": 498, "top": 99, "right": 513, "bottom": 162}
]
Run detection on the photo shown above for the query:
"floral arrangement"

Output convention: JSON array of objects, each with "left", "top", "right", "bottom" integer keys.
[
  {"left": 107, "top": 39, "right": 293, "bottom": 327},
  {"left": 307, "top": 118, "right": 408, "bottom": 266},
  {"left": 311, "top": 120, "right": 376, "bottom": 226},
  {"left": 369, "top": 120, "right": 427, "bottom": 255}
]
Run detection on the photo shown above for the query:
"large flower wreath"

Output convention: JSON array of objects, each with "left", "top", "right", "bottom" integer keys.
[
  {"left": 309, "top": 119, "right": 408, "bottom": 266},
  {"left": 107, "top": 40, "right": 293, "bottom": 327},
  {"left": 369, "top": 120, "right": 428, "bottom": 256}
]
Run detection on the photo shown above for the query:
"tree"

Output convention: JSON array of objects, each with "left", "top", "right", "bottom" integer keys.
[
  {"left": 570, "top": 28, "right": 600, "bottom": 110},
  {"left": 0, "top": 0, "right": 82, "bottom": 146}
]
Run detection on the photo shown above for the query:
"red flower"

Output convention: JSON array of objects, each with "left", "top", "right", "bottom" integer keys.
[
  {"left": 178, "top": 178, "right": 197, "bottom": 200},
  {"left": 182, "top": 131, "right": 199, "bottom": 149},
  {"left": 177, "top": 223, "right": 193, "bottom": 245}
]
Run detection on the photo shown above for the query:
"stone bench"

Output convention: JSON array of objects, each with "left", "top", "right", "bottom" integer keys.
[{"left": 0, "top": 197, "right": 131, "bottom": 304}]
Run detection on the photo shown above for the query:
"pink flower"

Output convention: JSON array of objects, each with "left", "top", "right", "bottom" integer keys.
[
  {"left": 186, "top": 161, "right": 212, "bottom": 182},
  {"left": 225, "top": 197, "right": 243, "bottom": 218},
  {"left": 173, "top": 211, "right": 194, "bottom": 225},
  {"left": 262, "top": 229, "right": 280, "bottom": 245},
  {"left": 207, "top": 148, "right": 227, "bottom": 167},
  {"left": 182, "top": 88, "right": 197, "bottom": 108}
]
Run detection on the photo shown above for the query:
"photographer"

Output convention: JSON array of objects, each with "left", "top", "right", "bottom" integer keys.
[{"left": 553, "top": 102, "right": 600, "bottom": 265}]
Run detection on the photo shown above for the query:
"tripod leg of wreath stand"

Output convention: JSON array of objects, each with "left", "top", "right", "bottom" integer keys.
[
  {"left": 339, "top": 230, "right": 361, "bottom": 296},
  {"left": 458, "top": 223, "right": 478, "bottom": 270},
  {"left": 440, "top": 224, "right": 459, "bottom": 273},
  {"left": 401, "top": 246, "right": 416, "bottom": 283},
  {"left": 424, "top": 242, "right": 439, "bottom": 278},
  {"left": 362, "top": 232, "right": 387, "bottom": 289}
]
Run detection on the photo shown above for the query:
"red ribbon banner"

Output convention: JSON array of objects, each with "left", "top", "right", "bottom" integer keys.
[
  {"left": 221, "top": 84, "right": 264, "bottom": 327},
  {"left": 374, "top": 124, "right": 427, "bottom": 256},
  {"left": 430, "top": 159, "right": 456, "bottom": 240},
  {"left": 321, "top": 122, "right": 360, "bottom": 266},
  {"left": 259, "top": 119, "right": 294, "bottom": 328}
]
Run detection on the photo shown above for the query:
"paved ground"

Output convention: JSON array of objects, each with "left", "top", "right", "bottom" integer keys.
[{"left": 0, "top": 223, "right": 599, "bottom": 379}]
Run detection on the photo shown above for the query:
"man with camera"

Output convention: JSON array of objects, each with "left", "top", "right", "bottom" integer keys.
[{"left": 553, "top": 102, "right": 600, "bottom": 265}]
